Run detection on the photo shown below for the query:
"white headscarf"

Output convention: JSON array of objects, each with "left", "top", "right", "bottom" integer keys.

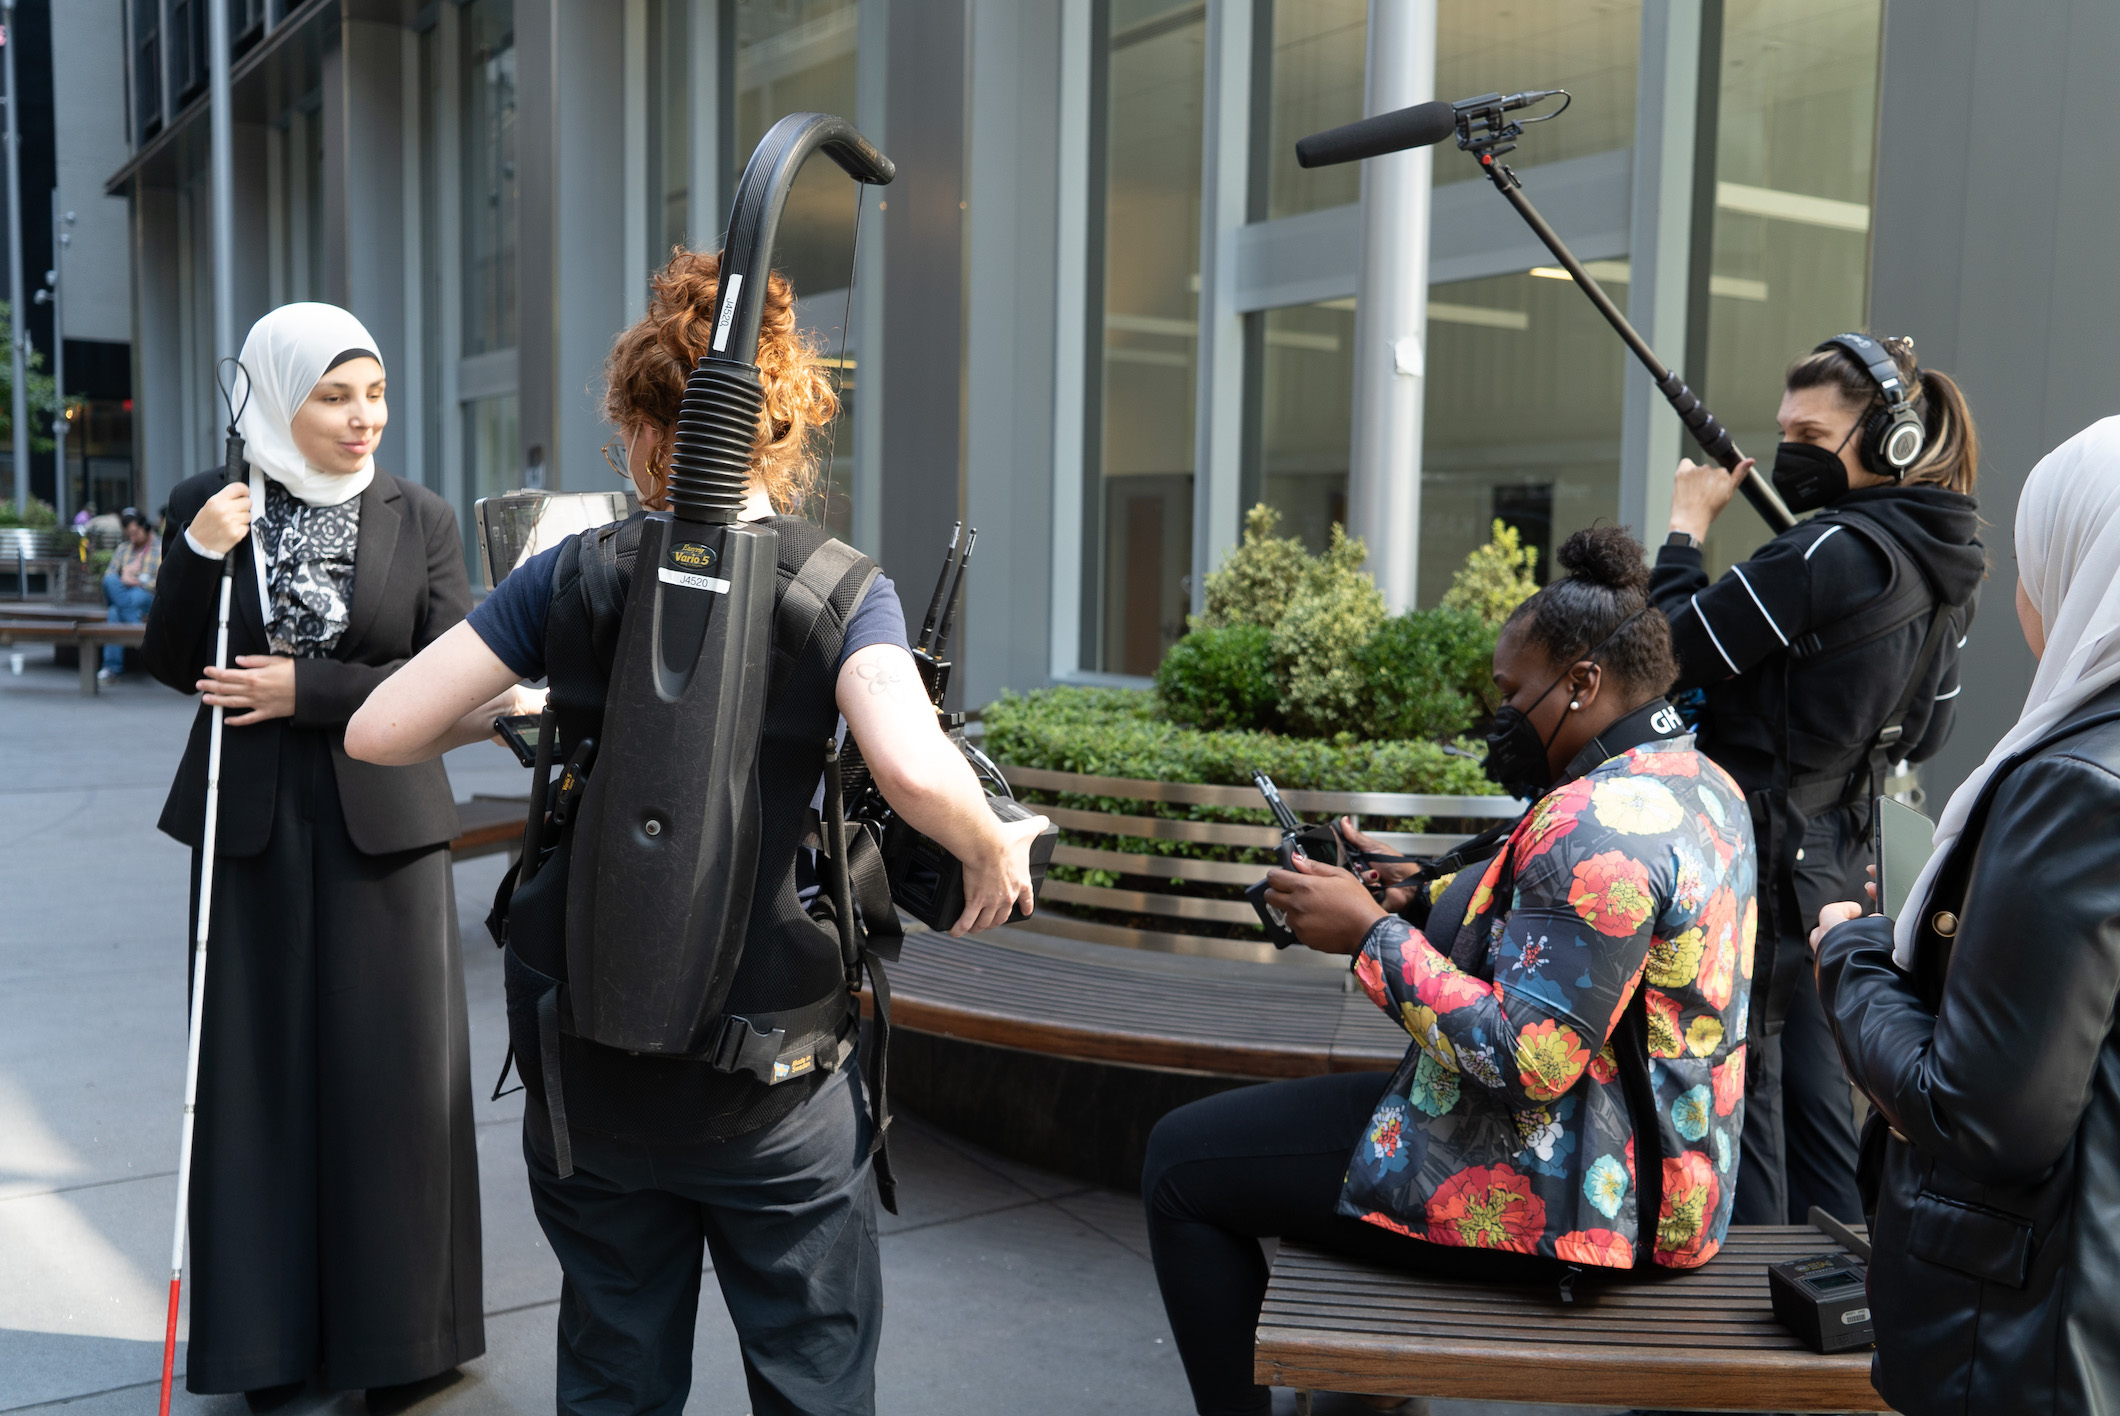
[
  {"left": 1895, "top": 416, "right": 2120, "bottom": 965},
  {"left": 234, "top": 302, "right": 384, "bottom": 509}
]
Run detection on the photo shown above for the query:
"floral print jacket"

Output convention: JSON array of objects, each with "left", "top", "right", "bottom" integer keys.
[{"left": 1342, "top": 733, "right": 1756, "bottom": 1270}]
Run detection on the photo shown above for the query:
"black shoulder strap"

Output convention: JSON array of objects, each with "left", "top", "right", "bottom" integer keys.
[
  {"left": 580, "top": 523, "right": 626, "bottom": 681},
  {"left": 771, "top": 525, "right": 879, "bottom": 702},
  {"left": 1788, "top": 513, "right": 1934, "bottom": 661}
]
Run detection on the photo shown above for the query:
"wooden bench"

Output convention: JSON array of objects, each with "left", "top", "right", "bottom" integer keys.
[
  {"left": 449, "top": 794, "right": 533, "bottom": 861},
  {"left": 1255, "top": 1226, "right": 1885, "bottom": 1412},
  {"left": 880, "top": 923, "right": 1408, "bottom": 1078},
  {"left": 0, "top": 618, "right": 148, "bottom": 694}
]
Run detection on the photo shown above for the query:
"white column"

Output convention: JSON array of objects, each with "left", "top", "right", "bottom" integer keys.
[
  {"left": 1617, "top": 0, "right": 1704, "bottom": 547},
  {"left": 1346, "top": 0, "right": 1435, "bottom": 613},
  {"left": 1189, "top": 0, "right": 1252, "bottom": 616}
]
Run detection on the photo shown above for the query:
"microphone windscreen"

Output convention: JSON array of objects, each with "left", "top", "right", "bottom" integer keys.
[{"left": 1295, "top": 101, "right": 1457, "bottom": 169}]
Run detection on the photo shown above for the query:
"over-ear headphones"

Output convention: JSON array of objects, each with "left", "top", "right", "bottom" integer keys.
[{"left": 1817, "top": 332, "right": 1926, "bottom": 478}]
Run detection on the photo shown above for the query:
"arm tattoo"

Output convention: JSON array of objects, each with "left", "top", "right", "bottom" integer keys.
[{"left": 856, "top": 659, "right": 926, "bottom": 702}]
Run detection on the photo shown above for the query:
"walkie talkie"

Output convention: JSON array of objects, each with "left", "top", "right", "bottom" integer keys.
[
  {"left": 1245, "top": 769, "right": 1347, "bottom": 949},
  {"left": 841, "top": 522, "right": 1059, "bottom": 931}
]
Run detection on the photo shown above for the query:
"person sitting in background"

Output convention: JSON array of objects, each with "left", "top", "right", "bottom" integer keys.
[
  {"left": 1141, "top": 527, "right": 1757, "bottom": 1416},
  {"left": 99, "top": 507, "right": 160, "bottom": 682},
  {"left": 1813, "top": 417, "right": 2120, "bottom": 1416}
]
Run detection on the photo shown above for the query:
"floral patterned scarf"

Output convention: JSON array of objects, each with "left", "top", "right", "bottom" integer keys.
[{"left": 257, "top": 477, "right": 360, "bottom": 656}]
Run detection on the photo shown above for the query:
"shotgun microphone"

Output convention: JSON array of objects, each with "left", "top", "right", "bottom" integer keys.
[{"left": 1294, "top": 90, "right": 1567, "bottom": 169}]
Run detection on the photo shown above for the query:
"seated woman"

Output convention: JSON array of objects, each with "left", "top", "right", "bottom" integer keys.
[{"left": 1142, "top": 527, "right": 1758, "bottom": 1416}]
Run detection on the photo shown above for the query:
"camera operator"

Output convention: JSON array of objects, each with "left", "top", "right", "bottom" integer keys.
[
  {"left": 347, "top": 251, "right": 1048, "bottom": 1416},
  {"left": 1650, "top": 334, "right": 1981, "bottom": 1228},
  {"left": 1142, "top": 529, "right": 1757, "bottom": 1416},
  {"left": 1812, "top": 420, "right": 2120, "bottom": 1415}
]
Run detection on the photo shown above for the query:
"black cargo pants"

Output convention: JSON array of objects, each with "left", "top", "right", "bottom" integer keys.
[{"left": 522, "top": 1066, "right": 883, "bottom": 1416}]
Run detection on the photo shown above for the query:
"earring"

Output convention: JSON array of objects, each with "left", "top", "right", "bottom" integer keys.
[{"left": 1570, "top": 700, "right": 1581, "bottom": 710}]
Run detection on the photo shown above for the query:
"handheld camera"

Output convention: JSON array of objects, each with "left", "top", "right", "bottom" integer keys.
[
  {"left": 1244, "top": 770, "right": 1352, "bottom": 949},
  {"left": 841, "top": 522, "right": 1060, "bottom": 930}
]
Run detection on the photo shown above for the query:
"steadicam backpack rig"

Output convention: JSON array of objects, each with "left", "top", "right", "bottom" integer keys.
[{"left": 563, "top": 112, "right": 895, "bottom": 1058}]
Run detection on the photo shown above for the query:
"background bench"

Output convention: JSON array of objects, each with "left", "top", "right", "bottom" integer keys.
[
  {"left": 0, "top": 619, "right": 147, "bottom": 694},
  {"left": 1256, "top": 1226, "right": 1884, "bottom": 1412}
]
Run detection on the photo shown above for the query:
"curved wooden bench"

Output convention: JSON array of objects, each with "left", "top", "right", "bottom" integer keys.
[
  {"left": 875, "top": 924, "right": 1408, "bottom": 1078},
  {"left": 1257, "top": 1226, "right": 1886, "bottom": 1411},
  {"left": 449, "top": 794, "right": 533, "bottom": 860}
]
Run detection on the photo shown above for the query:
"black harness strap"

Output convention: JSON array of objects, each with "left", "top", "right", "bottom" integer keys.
[
  {"left": 537, "top": 988, "right": 574, "bottom": 1179},
  {"left": 710, "top": 991, "right": 858, "bottom": 1084},
  {"left": 579, "top": 523, "right": 626, "bottom": 680}
]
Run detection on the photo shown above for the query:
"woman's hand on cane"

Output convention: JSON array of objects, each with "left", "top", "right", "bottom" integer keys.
[
  {"left": 199, "top": 655, "right": 296, "bottom": 725},
  {"left": 188, "top": 481, "right": 253, "bottom": 556}
]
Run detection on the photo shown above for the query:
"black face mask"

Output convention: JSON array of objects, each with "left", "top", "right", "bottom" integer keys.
[
  {"left": 1482, "top": 607, "right": 1650, "bottom": 799},
  {"left": 1770, "top": 419, "right": 1864, "bottom": 513},
  {"left": 1483, "top": 676, "right": 1568, "bottom": 801}
]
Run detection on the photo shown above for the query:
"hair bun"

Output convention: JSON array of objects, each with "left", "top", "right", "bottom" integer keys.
[{"left": 1557, "top": 525, "right": 1651, "bottom": 594}]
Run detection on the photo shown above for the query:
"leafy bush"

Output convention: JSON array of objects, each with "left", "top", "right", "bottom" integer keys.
[
  {"left": 983, "top": 686, "right": 1493, "bottom": 797},
  {"left": 1442, "top": 518, "right": 1540, "bottom": 625},
  {"left": 0, "top": 495, "right": 58, "bottom": 529},
  {"left": 1196, "top": 504, "right": 1310, "bottom": 629},
  {"left": 1355, "top": 606, "right": 1500, "bottom": 741},
  {"left": 1155, "top": 622, "right": 1279, "bottom": 731},
  {"left": 1272, "top": 525, "right": 1387, "bottom": 736}
]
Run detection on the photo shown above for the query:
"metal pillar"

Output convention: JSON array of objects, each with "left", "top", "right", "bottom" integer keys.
[
  {"left": 1346, "top": 0, "right": 1436, "bottom": 613},
  {"left": 38, "top": 195, "right": 68, "bottom": 522},
  {"left": 4, "top": 0, "right": 26, "bottom": 517},
  {"left": 208, "top": 0, "right": 237, "bottom": 365}
]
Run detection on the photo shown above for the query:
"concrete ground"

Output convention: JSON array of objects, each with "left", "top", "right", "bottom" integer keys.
[{"left": 0, "top": 646, "right": 1603, "bottom": 1416}]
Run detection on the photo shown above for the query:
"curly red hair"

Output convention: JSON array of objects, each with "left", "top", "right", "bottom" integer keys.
[{"left": 601, "top": 248, "right": 838, "bottom": 512}]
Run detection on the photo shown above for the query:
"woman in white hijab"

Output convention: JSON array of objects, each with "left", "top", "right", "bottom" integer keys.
[
  {"left": 142, "top": 304, "right": 513, "bottom": 1405},
  {"left": 1810, "top": 416, "right": 2120, "bottom": 1415}
]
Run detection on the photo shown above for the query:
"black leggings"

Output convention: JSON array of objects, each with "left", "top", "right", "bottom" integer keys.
[{"left": 1142, "top": 1072, "right": 1570, "bottom": 1416}]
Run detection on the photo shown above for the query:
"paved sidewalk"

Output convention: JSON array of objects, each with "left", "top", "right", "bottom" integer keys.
[{"left": 0, "top": 648, "right": 1601, "bottom": 1416}]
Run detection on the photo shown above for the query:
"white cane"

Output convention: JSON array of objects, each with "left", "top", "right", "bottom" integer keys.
[{"left": 159, "top": 361, "right": 250, "bottom": 1416}]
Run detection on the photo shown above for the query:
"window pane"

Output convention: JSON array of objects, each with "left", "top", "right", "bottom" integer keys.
[
  {"left": 1256, "top": 301, "right": 1355, "bottom": 553},
  {"left": 1259, "top": 0, "right": 1368, "bottom": 221},
  {"left": 647, "top": 0, "right": 691, "bottom": 261},
  {"left": 1434, "top": 1, "right": 1639, "bottom": 185},
  {"left": 462, "top": 0, "right": 518, "bottom": 357},
  {"left": 1089, "top": 0, "right": 1204, "bottom": 675},
  {"left": 1698, "top": 0, "right": 1881, "bottom": 573},
  {"left": 730, "top": 0, "right": 860, "bottom": 299},
  {"left": 1419, "top": 271, "right": 1627, "bottom": 605},
  {"left": 1254, "top": 2, "right": 1641, "bottom": 212},
  {"left": 465, "top": 393, "right": 522, "bottom": 503}
]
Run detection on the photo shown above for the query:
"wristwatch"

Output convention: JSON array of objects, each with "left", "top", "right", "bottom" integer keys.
[{"left": 1665, "top": 530, "right": 1701, "bottom": 551}]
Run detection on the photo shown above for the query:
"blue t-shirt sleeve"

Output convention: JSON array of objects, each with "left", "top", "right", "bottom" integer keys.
[
  {"left": 469, "top": 553, "right": 907, "bottom": 683},
  {"left": 467, "top": 542, "right": 564, "bottom": 680},
  {"left": 841, "top": 572, "right": 909, "bottom": 665}
]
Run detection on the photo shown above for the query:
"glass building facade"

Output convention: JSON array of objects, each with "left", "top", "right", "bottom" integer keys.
[{"left": 111, "top": 0, "right": 1883, "bottom": 694}]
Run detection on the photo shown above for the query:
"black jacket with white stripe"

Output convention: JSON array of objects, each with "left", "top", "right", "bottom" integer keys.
[{"left": 1649, "top": 485, "right": 1984, "bottom": 801}]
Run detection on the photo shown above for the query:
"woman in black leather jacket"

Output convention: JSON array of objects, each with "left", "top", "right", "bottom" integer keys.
[{"left": 1814, "top": 416, "right": 2120, "bottom": 1416}]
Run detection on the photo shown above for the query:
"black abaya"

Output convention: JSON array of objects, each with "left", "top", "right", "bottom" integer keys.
[{"left": 185, "top": 727, "right": 484, "bottom": 1393}]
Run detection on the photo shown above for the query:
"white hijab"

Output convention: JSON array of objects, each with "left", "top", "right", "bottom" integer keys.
[
  {"left": 1895, "top": 416, "right": 2120, "bottom": 965},
  {"left": 234, "top": 302, "right": 384, "bottom": 509}
]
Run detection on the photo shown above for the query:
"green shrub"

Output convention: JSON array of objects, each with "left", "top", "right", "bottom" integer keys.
[
  {"left": 1155, "top": 622, "right": 1279, "bottom": 731},
  {"left": 1355, "top": 606, "right": 1500, "bottom": 741},
  {"left": 0, "top": 495, "right": 58, "bottom": 530},
  {"left": 1196, "top": 503, "right": 1310, "bottom": 629},
  {"left": 1272, "top": 525, "right": 1387, "bottom": 736},
  {"left": 982, "top": 685, "right": 1494, "bottom": 797},
  {"left": 1442, "top": 519, "right": 1540, "bottom": 625}
]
